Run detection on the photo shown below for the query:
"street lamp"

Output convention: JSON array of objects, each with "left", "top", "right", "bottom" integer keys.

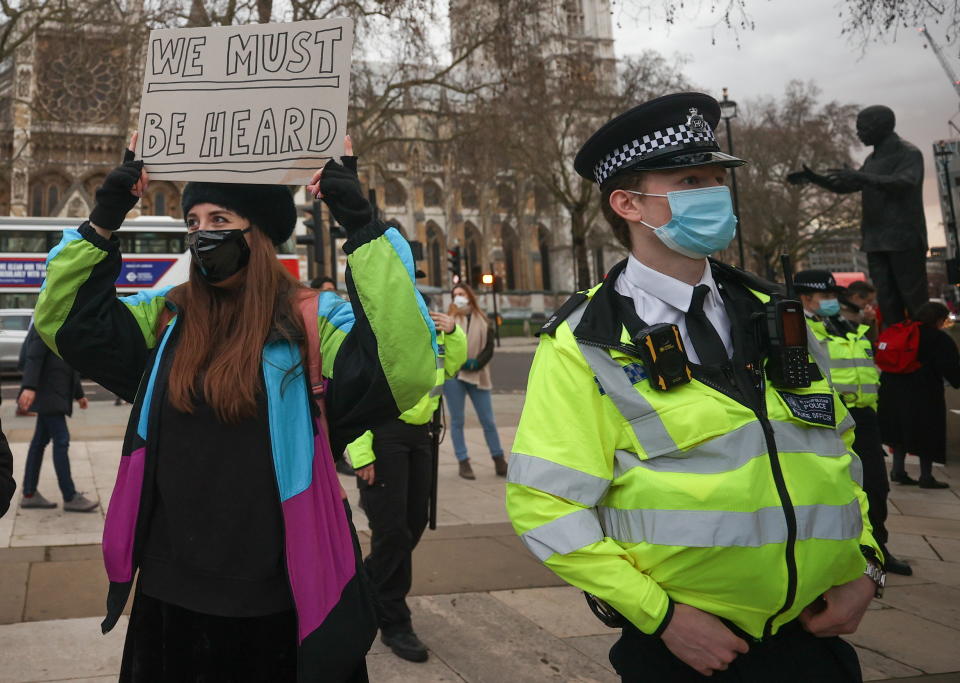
[{"left": 720, "top": 87, "right": 745, "bottom": 269}]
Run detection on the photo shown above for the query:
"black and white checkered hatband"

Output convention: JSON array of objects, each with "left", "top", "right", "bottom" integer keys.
[{"left": 593, "top": 122, "right": 717, "bottom": 185}]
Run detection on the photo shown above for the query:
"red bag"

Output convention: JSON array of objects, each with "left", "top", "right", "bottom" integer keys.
[{"left": 875, "top": 321, "right": 921, "bottom": 373}]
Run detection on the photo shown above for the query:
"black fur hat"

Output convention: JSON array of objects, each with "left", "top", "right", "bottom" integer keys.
[{"left": 181, "top": 183, "right": 297, "bottom": 245}]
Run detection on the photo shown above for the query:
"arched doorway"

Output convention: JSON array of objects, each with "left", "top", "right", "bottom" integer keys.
[
  {"left": 426, "top": 221, "right": 445, "bottom": 287},
  {"left": 384, "top": 179, "right": 407, "bottom": 208},
  {"left": 423, "top": 180, "right": 442, "bottom": 208}
]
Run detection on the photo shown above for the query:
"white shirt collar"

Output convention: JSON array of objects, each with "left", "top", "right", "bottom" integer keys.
[{"left": 620, "top": 254, "right": 717, "bottom": 313}]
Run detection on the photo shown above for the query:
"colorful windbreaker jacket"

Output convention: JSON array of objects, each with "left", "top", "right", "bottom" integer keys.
[{"left": 33, "top": 220, "right": 437, "bottom": 680}]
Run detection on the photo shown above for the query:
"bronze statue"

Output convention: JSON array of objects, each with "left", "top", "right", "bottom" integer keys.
[{"left": 788, "top": 105, "right": 928, "bottom": 325}]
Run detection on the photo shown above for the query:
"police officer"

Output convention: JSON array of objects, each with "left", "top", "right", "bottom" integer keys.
[
  {"left": 506, "top": 93, "right": 883, "bottom": 681},
  {"left": 796, "top": 270, "right": 911, "bottom": 576},
  {"left": 346, "top": 306, "right": 467, "bottom": 663}
]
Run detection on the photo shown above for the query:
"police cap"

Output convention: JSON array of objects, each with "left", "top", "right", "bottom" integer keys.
[
  {"left": 793, "top": 270, "right": 845, "bottom": 294},
  {"left": 574, "top": 92, "right": 746, "bottom": 187}
]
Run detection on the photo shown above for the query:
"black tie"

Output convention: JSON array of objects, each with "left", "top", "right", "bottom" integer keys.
[{"left": 685, "top": 284, "right": 727, "bottom": 366}]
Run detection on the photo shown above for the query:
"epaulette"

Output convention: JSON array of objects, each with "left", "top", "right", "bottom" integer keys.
[
  {"left": 538, "top": 292, "right": 589, "bottom": 337},
  {"left": 710, "top": 259, "right": 785, "bottom": 297}
]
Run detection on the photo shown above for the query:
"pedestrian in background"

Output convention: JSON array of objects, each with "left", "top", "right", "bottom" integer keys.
[
  {"left": 346, "top": 304, "right": 466, "bottom": 663},
  {"left": 18, "top": 325, "right": 97, "bottom": 512},
  {"left": 842, "top": 280, "right": 879, "bottom": 338},
  {"left": 445, "top": 283, "right": 506, "bottom": 480},
  {"left": 880, "top": 301, "right": 960, "bottom": 489},
  {"left": 0, "top": 420, "right": 14, "bottom": 518}
]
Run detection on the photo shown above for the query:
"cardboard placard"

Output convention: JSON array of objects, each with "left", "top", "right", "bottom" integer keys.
[{"left": 137, "top": 18, "right": 353, "bottom": 184}]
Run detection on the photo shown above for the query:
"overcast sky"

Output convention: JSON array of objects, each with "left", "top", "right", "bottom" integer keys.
[{"left": 611, "top": 0, "right": 960, "bottom": 248}]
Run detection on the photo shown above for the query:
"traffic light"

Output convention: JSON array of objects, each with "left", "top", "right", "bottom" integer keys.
[
  {"left": 296, "top": 199, "right": 324, "bottom": 265},
  {"left": 447, "top": 246, "right": 462, "bottom": 280}
]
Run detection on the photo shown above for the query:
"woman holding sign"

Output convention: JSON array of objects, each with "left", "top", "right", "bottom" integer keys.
[{"left": 32, "top": 134, "right": 437, "bottom": 681}]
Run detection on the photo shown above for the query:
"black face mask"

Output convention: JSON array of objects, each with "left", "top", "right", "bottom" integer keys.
[{"left": 186, "top": 228, "right": 251, "bottom": 283}]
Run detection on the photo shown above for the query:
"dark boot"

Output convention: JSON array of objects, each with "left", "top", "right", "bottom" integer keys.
[
  {"left": 381, "top": 630, "right": 429, "bottom": 663},
  {"left": 493, "top": 455, "right": 508, "bottom": 477},
  {"left": 890, "top": 470, "right": 918, "bottom": 486},
  {"left": 458, "top": 459, "right": 475, "bottom": 480},
  {"left": 919, "top": 477, "right": 950, "bottom": 489},
  {"left": 883, "top": 551, "right": 913, "bottom": 576}
]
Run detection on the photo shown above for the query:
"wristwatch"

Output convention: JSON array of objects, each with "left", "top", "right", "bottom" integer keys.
[{"left": 863, "top": 558, "right": 886, "bottom": 598}]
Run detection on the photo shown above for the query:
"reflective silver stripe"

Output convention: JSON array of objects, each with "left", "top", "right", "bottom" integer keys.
[
  {"left": 520, "top": 508, "right": 604, "bottom": 561},
  {"left": 770, "top": 420, "right": 847, "bottom": 456},
  {"left": 508, "top": 452, "right": 611, "bottom": 506},
  {"left": 436, "top": 357, "right": 445, "bottom": 369},
  {"left": 834, "top": 383, "right": 878, "bottom": 395},
  {"left": 429, "top": 385, "right": 443, "bottom": 398},
  {"left": 849, "top": 453, "right": 864, "bottom": 487},
  {"left": 807, "top": 335, "right": 832, "bottom": 383},
  {"left": 837, "top": 411, "right": 856, "bottom": 434},
  {"left": 598, "top": 500, "right": 861, "bottom": 548},
  {"left": 613, "top": 419, "right": 846, "bottom": 477},
  {"left": 579, "top": 343, "right": 679, "bottom": 458},
  {"left": 829, "top": 358, "right": 876, "bottom": 369}
]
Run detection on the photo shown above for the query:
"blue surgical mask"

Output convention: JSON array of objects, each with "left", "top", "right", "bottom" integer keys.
[
  {"left": 628, "top": 186, "right": 738, "bottom": 259},
  {"left": 816, "top": 298, "right": 841, "bottom": 317}
]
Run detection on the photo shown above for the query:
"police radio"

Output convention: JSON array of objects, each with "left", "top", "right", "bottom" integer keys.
[{"left": 764, "top": 255, "right": 812, "bottom": 389}]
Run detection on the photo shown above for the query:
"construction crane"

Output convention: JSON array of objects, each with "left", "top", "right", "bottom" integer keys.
[{"left": 920, "top": 26, "right": 960, "bottom": 105}]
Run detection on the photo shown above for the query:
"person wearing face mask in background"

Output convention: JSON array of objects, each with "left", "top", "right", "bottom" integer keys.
[
  {"left": 31, "top": 134, "right": 437, "bottom": 681},
  {"left": 796, "top": 270, "right": 910, "bottom": 577},
  {"left": 445, "top": 283, "right": 505, "bottom": 480},
  {"left": 507, "top": 93, "right": 882, "bottom": 682},
  {"left": 879, "top": 302, "right": 960, "bottom": 490},
  {"left": 840, "top": 280, "right": 880, "bottom": 340}
]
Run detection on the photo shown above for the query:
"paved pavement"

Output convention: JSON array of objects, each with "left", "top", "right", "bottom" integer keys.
[{"left": 3, "top": 373, "right": 960, "bottom": 682}]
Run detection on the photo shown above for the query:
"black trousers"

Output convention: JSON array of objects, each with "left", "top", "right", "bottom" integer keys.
[
  {"left": 609, "top": 620, "right": 862, "bottom": 682},
  {"left": 357, "top": 420, "right": 431, "bottom": 635},
  {"left": 867, "top": 250, "right": 928, "bottom": 325},
  {"left": 849, "top": 406, "right": 890, "bottom": 549}
]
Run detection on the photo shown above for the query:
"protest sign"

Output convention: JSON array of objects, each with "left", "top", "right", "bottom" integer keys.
[{"left": 137, "top": 18, "right": 353, "bottom": 184}]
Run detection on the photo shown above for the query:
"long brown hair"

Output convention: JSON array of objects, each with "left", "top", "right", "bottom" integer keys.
[
  {"left": 448, "top": 282, "right": 487, "bottom": 321},
  {"left": 166, "top": 226, "right": 305, "bottom": 423}
]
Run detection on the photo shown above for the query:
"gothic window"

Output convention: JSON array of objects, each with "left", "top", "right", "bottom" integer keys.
[
  {"left": 423, "top": 180, "right": 442, "bottom": 208},
  {"left": 29, "top": 173, "right": 70, "bottom": 216},
  {"left": 534, "top": 185, "right": 553, "bottom": 213},
  {"left": 501, "top": 223, "right": 519, "bottom": 290},
  {"left": 384, "top": 179, "right": 407, "bottom": 207},
  {"left": 35, "top": 35, "right": 125, "bottom": 124},
  {"left": 464, "top": 222, "right": 482, "bottom": 286},
  {"left": 83, "top": 173, "right": 107, "bottom": 200},
  {"left": 565, "top": 0, "right": 585, "bottom": 34},
  {"left": 497, "top": 182, "right": 514, "bottom": 211},
  {"left": 0, "top": 179, "right": 9, "bottom": 215},
  {"left": 461, "top": 183, "right": 479, "bottom": 209},
  {"left": 426, "top": 222, "right": 445, "bottom": 287},
  {"left": 141, "top": 182, "right": 182, "bottom": 219}
]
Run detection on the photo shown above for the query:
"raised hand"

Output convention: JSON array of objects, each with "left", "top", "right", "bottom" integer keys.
[
  {"left": 306, "top": 135, "right": 373, "bottom": 232},
  {"left": 89, "top": 132, "right": 150, "bottom": 233}
]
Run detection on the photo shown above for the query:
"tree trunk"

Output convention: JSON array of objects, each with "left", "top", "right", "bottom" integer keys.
[
  {"left": 257, "top": 0, "right": 272, "bottom": 23},
  {"left": 571, "top": 209, "right": 592, "bottom": 291}
]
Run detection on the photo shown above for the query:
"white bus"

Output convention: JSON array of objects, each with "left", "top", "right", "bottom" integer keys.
[{"left": 0, "top": 215, "right": 301, "bottom": 308}]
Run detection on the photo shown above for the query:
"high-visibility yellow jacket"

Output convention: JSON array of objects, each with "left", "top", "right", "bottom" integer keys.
[
  {"left": 806, "top": 317, "right": 879, "bottom": 411},
  {"left": 347, "top": 325, "right": 467, "bottom": 468},
  {"left": 506, "top": 260, "right": 879, "bottom": 640}
]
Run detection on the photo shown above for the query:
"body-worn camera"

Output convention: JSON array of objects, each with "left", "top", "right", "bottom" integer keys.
[{"left": 633, "top": 323, "right": 692, "bottom": 391}]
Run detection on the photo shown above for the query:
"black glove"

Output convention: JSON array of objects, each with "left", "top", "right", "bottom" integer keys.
[
  {"left": 89, "top": 149, "right": 144, "bottom": 231},
  {"left": 319, "top": 156, "right": 373, "bottom": 231}
]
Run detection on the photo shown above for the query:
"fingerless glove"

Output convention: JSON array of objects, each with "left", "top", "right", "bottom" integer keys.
[
  {"left": 89, "top": 150, "right": 143, "bottom": 231},
  {"left": 318, "top": 156, "right": 373, "bottom": 231}
]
